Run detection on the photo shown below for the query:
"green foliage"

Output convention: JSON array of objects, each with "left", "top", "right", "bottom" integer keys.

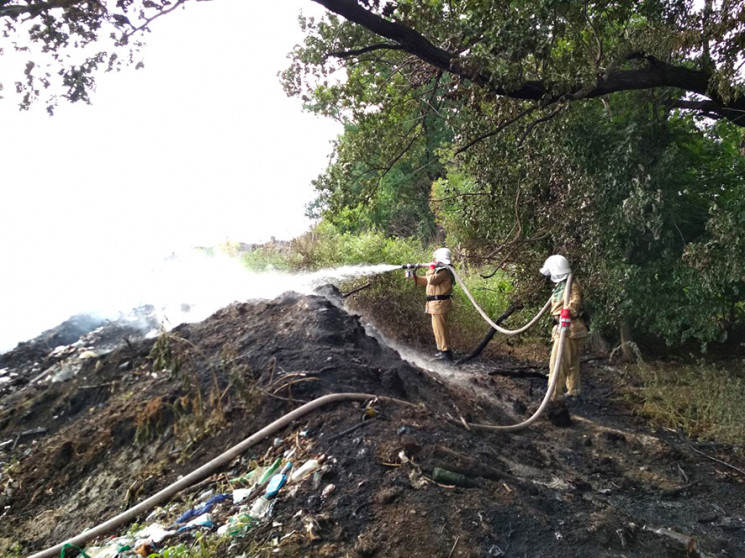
[
  {"left": 425, "top": 90, "right": 745, "bottom": 349},
  {"left": 241, "top": 246, "right": 303, "bottom": 272},
  {"left": 243, "top": 222, "right": 428, "bottom": 272},
  {"left": 285, "top": 1, "right": 745, "bottom": 352}
]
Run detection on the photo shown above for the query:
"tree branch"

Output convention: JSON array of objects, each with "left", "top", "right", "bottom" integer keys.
[
  {"left": 454, "top": 106, "right": 536, "bottom": 155},
  {"left": 516, "top": 105, "right": 568, "bottom": 148},
  {"left": 311, "top": 0, "right": 745, "bottom": 126},
  {"left": 327, "top": 43, "right": 405, "bottom": 58},
  {"left": 430, "top": 191, "right": 492, "bottom": 203}
]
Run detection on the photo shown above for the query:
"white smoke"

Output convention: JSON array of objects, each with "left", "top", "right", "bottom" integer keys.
[{"left": 0, "top": 250, "right": 399, "bottom": 353}]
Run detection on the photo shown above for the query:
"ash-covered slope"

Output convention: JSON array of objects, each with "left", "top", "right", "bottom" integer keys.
[{"left": 0, "top": 289, "right": 743, "bottom": 557}]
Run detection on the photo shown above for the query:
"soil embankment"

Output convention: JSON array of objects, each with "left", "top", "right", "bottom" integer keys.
[{"left": 0, "top": 288, "right": 743, "bottom": 557}]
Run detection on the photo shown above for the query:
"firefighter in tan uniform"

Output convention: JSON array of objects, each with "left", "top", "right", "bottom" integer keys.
[
  {"left": 409, "top": 248, "right": 455, "bottom": 361},
  {"left": 540, "top": 255, "right": 589, "bottom": 400}
]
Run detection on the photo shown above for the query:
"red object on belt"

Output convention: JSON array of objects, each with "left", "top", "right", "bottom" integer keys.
[{"left": 560, "top": 308, "right": 571, "bottom": 329}]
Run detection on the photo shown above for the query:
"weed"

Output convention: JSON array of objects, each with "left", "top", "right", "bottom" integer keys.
[
  {"left": 134, "top": 397, "right": 165, "bottom": 446},
  {"left": 628, "top": 361, "right": 745, "bottom": 444},
  {"left": 149, "top": 331, "right": 182, "bottom": 378},
  {"left": 151, "top": 533, "right": 231, "bottom": 557}
]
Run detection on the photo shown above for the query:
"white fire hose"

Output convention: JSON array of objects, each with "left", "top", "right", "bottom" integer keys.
[
  {"left": 444, "top": 266, "right": 573, "bottom": 432},
  {"left": 27, "top": 393, "right": 415, "bottom": 558}
]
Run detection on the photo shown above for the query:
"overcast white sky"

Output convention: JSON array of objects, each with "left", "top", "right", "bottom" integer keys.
[{"left": 0, "top": 0, "right": 342, "bottom": 351}]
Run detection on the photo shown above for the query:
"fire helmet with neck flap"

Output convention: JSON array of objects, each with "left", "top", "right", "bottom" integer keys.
[
  {"left": 540, "top": 254, "right": 571, "bottom": 283},
  {"left": 433, "top": 248, "right": 452, "bottom": 265}
]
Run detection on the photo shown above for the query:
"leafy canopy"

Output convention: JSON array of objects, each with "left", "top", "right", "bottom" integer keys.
[{"left": 284, "top": 1, "right": 745, "bottom": 348}]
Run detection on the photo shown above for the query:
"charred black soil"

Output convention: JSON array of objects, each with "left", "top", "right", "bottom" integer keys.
[{"left": 0, "top": 288, "right": 743, "bottom": 557}]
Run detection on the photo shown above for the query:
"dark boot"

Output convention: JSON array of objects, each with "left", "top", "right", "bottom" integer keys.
[{"left": 434, "top": 350, "right": 453, "bottom": 361}]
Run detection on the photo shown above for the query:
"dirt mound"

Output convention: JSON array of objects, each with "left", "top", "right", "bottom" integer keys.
[{"left": 1, "top": 289, "right": 743, "bottom": 557}]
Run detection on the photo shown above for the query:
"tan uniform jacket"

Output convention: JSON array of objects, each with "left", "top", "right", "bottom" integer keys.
[
  {"left": 551, "top": 278, "right": 589, "bottom": 340},
  {"left": 413, "top": 267, "right": 453, "bottom": 315}
]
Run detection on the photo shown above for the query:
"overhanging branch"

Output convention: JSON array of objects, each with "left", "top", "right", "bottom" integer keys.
[
  {"left": 311, "top": 0, "right": 745, "bottom": 127},
  {"left": 327, "top": 43, "right": 405, "bottom": 58}
]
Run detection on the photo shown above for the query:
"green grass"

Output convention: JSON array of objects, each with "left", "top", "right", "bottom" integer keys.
[{"left": 628, "top": 361, "right": 745, "bottom": 444}]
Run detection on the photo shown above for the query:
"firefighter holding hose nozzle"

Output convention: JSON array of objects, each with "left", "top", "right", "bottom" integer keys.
[
  {"left": 540, "top": 255, "right": 589, "bottom": 400},
  {"left": 404, "top": 248, "right": 455, "bottom": 361}
]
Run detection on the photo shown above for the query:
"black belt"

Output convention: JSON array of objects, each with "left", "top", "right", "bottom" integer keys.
[{"left": 427, "top": 294, "right": 452, "bottom": 301}]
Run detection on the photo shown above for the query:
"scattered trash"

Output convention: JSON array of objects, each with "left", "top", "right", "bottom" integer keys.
[
  {"left": 248, "top": 495, "right": 274, "bottom": 520},
  {"left": 265, "top": 462, "right": 293, "bottom": 499},
  {"left": 83, "top": 535, "right": 135, "bottom": 558},
  {"left": 178, "top": 512, "right": 213, "bottom": 532},
  {"left": 174, "top": 493, "right": 229, "bottom": 524},
  {"left": 321, "top": 484, "right": 335, "bottom": 499},
  {"left": 218, "top": 513, "right": 255, "bottom": 536},
  {"left": 232, "top": 487, "right": 255, "bottom": 504},
  {"left": 257, "top": 457, "right": 282, "bottom": 486},
  {"left": 291, "top": 456, "right": 324, "bottom": 483},
  {"left": 312, "top": 462, "right": 332, "bottom": 489},
  {"left": 432, "top": 467, "right": 481, "bottom": 488},
  {"left": 132, "top": 523, "right": 174, "bottom": 545},
  {"left": 197, "top": 489, "right": 215, "bottom": 502},
  {"left": 304, "top": 515, "right": 322, "bottom": 542}
]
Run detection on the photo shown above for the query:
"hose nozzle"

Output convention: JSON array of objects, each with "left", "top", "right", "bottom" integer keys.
[{"left": 401, "top": 263, "right": 430, "bottom": 270}]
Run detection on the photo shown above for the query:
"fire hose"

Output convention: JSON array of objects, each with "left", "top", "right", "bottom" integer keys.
[
  {"left": 27, "top": 393, "right": 416, "bottom": 558},
  {"left": 455, "top": 269, "right": 572, "bottom": 432},
  {"left": 403, "top": 263, "right": 572, "bottom": 432}
]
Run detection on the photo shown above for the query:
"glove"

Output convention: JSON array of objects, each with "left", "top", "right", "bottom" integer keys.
[
  {"left": 405, "top": 270, "right": 413, "bottom": 279},
  {"left": 560, "top": 308, "right": 571, "bottom": 329}
]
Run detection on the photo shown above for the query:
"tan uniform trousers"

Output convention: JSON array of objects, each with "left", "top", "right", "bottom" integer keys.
[
  {"left": 431, "top": 313, "right": 450, "bottom": 352},
  {"left": 549, "top": 335, "right": 586, "bottom": 400}
]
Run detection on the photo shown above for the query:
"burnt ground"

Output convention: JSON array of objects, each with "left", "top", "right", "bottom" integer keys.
[{"left": 0, "top": 288, "right": 743, "bottom": 557}]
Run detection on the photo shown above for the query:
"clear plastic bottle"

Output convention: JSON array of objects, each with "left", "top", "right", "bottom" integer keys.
[{"left": 290, "top": 456, "right": 324, "bottom": 483}]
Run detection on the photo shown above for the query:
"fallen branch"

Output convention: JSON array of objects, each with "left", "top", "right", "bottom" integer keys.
[
  {"left": 642, "top": 525, "right": 712, "bottom": 558},
  {"left": 342, "top": 283, "right": 371, "bottom": 298},
  {"left": 447, "top": 535, "right": 460, "bottom": 558},
  {"left": 689, "top": 446, "right": 745, "bottom": 478},
  {"left": 80, "top": 382, "right": 117, "bottom": 390},
  {"left": 455, "top": 304, "right": 520, "bottom": 364},
  {"left": 325, "top": 419, "right": 373, "bottom": 442}
]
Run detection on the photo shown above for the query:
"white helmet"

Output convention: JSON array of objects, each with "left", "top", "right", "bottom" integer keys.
[
  {"left": 433, "top": 247, "right": 452, "bottom": 265},
  {"left": 540, "top": 255, "right": 571, "bottom": 283}
]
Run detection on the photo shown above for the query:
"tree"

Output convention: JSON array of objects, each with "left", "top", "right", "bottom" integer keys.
[
  {"left": 284, "top": 1, "right": 745, "bottom": 348},
  {"left": 0, "top": 0, "right": 186, "bottom": 111},
  {"left": 309, "top": 0, "right": 745, "bottom": 126},
  {"left": 4, "top": 0, "right": 743, "bottom": 119}
]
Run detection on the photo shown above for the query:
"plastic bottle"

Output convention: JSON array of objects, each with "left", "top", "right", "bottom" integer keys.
[
  {"left": 290, "top": 456, "right": 324, "bottom": 483},
  {"left": 256, "top": 457, "right": 281, "bottom": 486},
  {"left": 229, "top": 465, "right": 263, "bottom": 485},
  {"left": 264, "top": 462, "right": 292, "bottom": 498},
  {"left": 432, "top": 467, "right": 481, "bottom": 488}
]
